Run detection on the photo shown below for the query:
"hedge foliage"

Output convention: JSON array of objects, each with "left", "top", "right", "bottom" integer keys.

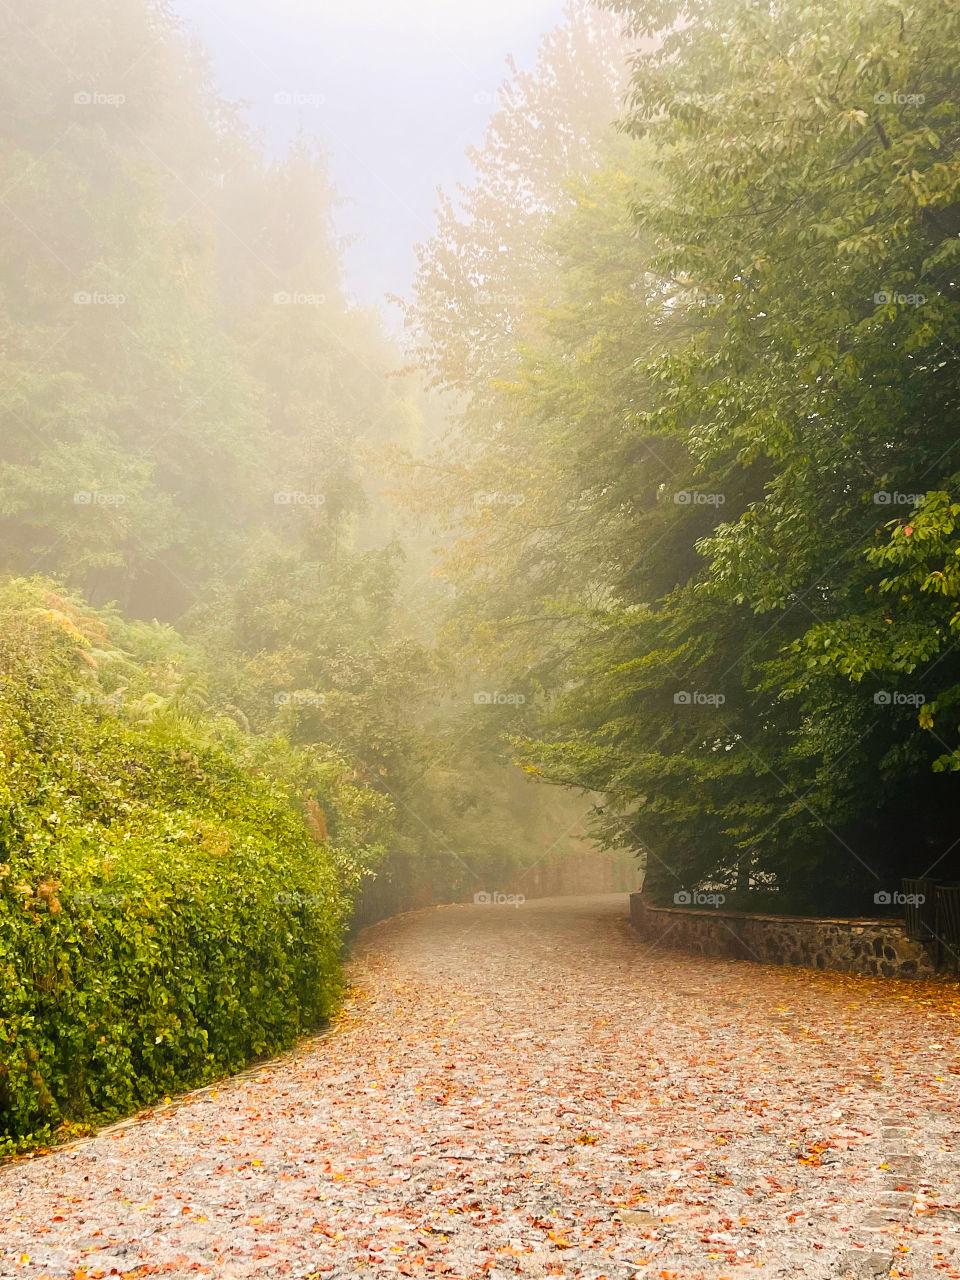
[{"left": 0, "top": 579, "right": 389, "bottom": 1154}]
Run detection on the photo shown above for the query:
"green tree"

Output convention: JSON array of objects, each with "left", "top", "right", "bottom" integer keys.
[{"left": 415, "top": 0, "right": 960, "bottom": 911}]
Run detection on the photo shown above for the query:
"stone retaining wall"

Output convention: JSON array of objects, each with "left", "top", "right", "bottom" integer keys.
[{"left": 629, "top": 893, "right": 938, "bottom": 978}]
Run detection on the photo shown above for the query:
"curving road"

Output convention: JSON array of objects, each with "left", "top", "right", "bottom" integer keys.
[{"left": 2, "top": 894, "right": 959, "bottom": 1279}]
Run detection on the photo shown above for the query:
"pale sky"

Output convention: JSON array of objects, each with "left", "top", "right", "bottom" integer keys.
[{"left": 173, "top": 0, "right": 568, "bottom": 315}]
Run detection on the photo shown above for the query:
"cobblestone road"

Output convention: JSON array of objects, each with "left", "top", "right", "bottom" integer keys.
[{"left": 2, "top": 895, "right": 959, "bottom": 1279}]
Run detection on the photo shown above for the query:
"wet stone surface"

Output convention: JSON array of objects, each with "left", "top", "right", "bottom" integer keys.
[{"left": 1, "top": 894, "right": 959, "bottom": 1279}]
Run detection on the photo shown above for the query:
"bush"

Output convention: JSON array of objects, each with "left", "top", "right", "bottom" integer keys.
[{"left": 0, "top": 579, "right": 387, "bottom": 1153}]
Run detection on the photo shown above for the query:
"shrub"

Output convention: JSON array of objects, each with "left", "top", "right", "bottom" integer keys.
[{"left": 0, "top": 579, "right": 386, "bottom": 1153}]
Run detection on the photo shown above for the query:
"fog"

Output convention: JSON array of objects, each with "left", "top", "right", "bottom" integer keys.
[
  {"left": 173, "top": 0, "right": 568, "bottom": 305},
  {"left": 2, "top": 0, "right": 959, "bottom": 1260}
]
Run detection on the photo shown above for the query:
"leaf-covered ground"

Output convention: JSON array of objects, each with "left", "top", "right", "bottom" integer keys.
[{"left": 2, "top": 894, "right": 960, "bottom": 1280}]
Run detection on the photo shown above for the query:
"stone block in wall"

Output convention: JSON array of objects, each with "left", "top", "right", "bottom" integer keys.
[{"left": 628, "top": 893, "right": 938, "bottom": 979}]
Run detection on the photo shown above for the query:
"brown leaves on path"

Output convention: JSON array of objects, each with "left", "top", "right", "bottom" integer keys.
[{"left": 1, "top": 894, "right": 959, "bottom": 1279}]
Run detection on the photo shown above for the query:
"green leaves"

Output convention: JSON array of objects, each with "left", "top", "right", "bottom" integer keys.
[
  {"left": 410, "top": 0, "right": 960, "bottom": 911},
  {"left": 0, "top": 580, "right": 379, "bottom": 1154}
]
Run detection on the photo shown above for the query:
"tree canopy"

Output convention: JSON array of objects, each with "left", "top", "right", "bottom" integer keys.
[{"left": 410, "top": 0, "right": 960, "bottom": 912}]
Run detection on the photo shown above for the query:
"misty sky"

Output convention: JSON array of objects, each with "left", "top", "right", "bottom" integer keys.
[{"left": 172, "top": 0, "right": 568, "bottom": 316}]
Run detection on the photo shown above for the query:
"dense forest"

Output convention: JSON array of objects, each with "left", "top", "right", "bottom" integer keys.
[{"left": 2, "top": 0, "right": 960, "bottom": 1147}]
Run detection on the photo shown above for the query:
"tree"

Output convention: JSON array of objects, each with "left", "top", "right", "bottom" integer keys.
[{"left": 414, "top": 0, "right": 960, "bottom": 911}]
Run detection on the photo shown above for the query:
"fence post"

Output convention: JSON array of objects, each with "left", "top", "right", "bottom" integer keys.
[{"left": 934, "top": 885, "right": 960, "bottom": 976}]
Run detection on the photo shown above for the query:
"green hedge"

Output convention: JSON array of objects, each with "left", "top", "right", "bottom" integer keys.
[{"left": 0, "top": 581, "right": 384, "bottom": 1153}]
